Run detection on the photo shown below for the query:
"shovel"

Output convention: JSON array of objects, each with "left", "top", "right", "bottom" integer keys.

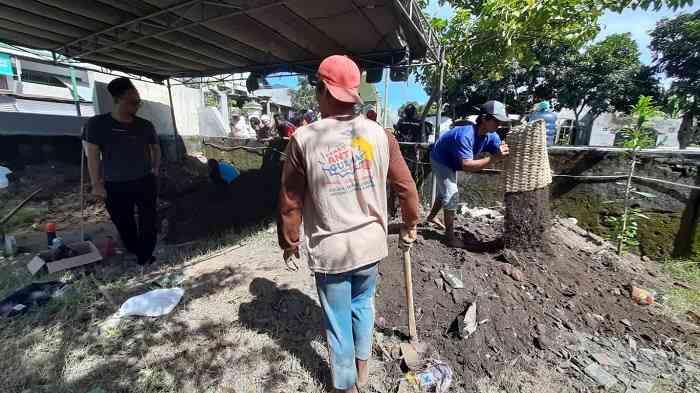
[{"left": 400, "top": 242, "right": 424, "bottom": 370}]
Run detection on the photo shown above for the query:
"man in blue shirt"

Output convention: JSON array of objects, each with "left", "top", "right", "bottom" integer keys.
[{"left": 426, "top": 100, "right": 510, "bottom": 247}]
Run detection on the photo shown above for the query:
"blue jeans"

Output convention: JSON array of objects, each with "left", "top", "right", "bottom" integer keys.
[{"left": 315, "top": 263, "right": 378, "bottom": 390}]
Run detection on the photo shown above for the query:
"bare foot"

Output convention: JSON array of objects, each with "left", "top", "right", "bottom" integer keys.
[
  {"left": 426, "top": 217, "right": 446, "bottom": 230},
  {"left": 357, "top": 358, "right": 369, "bottom": 387}
]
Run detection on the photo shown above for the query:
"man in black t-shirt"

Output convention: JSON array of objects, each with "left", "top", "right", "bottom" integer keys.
[{"left": 82, "top": 77, "right": 161, "bottom": 265}]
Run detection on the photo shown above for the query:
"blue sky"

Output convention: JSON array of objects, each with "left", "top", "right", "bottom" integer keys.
[{"left": 273, "top": 1, "right": 698, "bottom": 115}]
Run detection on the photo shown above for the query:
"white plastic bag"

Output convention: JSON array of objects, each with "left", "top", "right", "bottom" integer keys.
[
  {"left": 0, "top": 166, "right": 11, "bottom": 189},
  {"left": 117, "top": 288, "right": 184, "bottom": 317}
]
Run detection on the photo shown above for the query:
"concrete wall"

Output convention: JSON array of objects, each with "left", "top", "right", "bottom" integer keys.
[
  {"left": 91, "top": 73, "right": 204, "bottom": 136},
  {"left": 456, "top": 147, "right": 700, "bottom": 260},
  {"left": 559, "top": 108, "right": 682, "bottom": 148},
  {"left": 0, "top": 112, "right": 90, "bottom": 136}
]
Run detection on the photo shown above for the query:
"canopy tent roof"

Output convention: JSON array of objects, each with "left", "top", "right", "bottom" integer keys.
[{"left": 0, "top": 0, "right": 439, "bottom": 82}]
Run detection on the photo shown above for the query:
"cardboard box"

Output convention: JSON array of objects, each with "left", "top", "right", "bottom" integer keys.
[{"left": 27, "top": 241, "right": 102, "bottom": 275}]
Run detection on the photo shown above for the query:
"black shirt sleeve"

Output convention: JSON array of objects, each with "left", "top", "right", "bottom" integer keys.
[
  {"left": 144, "top": 120, "right": 157, "bottom": 145},
  {"left": 82, "top": 116, "right": 103, "bottom": 147}
]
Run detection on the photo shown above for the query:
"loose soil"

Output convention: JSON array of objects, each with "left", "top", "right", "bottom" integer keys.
[
  {"left": 376, "top": 213, "right": 699, "bottom": 392},
  {"left": 503, "top": 187, "right": 552, "bottom": 252}
]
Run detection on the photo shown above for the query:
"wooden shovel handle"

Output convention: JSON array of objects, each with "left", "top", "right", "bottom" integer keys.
[{"left": 403, "top": 248, "right": 417, "bottom": 339}]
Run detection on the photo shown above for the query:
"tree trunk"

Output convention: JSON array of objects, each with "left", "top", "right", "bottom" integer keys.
[
  {"left": 504, "top": 187, "right": 552, "bottom": 252},
  {"left": 673, "top": 167, "right": 700, "bottom": 260},
  {"left": 678, "top": 112, "right": 694, "bottom": 149}
]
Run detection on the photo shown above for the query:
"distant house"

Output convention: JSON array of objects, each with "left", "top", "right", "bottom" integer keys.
[
  {"left": 0, "top": 50, "right": 94, "bottom": 137},
  {"left": 556, "top": 107, "right": 682, "bottom": 148},
  {"left": 252, "top": 86, "right": 293, "bottom": 119}
]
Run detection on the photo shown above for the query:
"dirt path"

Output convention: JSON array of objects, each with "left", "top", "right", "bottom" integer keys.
[
  {"left": 1, "top": 211, "right": 697, "bottom": 393},
  {"left": 0, "top": 228, "right": 394, "bottom": 393}
]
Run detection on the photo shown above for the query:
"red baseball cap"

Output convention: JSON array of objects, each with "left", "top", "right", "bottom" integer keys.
[{"left": 317, "top": 55, "right": 363, "bottom": 104}]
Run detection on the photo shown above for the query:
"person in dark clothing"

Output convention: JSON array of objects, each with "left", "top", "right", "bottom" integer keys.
[
  {"left": 395, "top": 104, "right": 422, "bottom": 143},
  {"left": 274, "top": 113, "right": 296, "bottom": 138},
  {"left": 82, "top": 77, "right": 161, "bottom": 265}
]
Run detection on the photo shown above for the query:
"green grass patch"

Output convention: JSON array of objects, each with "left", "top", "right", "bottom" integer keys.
[
  {"left": 0, "top": 205, "right": 47, "bottom": 233},
  {"left": 661, "top": 259, "right": 700, "bottom": 320}
]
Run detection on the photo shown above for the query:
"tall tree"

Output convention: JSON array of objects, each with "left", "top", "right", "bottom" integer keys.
[
  {"left": 290, "top": 76, "right": 318, "bottom": 112},
  {"left": 650, "top": 10, "right": 700, "bottom": 149},
  {"left": 418, "top": 0, "right": 690, "bottom": 117},
  {"left": 548, "top": 33, "right": 656, "bottom": 144}
]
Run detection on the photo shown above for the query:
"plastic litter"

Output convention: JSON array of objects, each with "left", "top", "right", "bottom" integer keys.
[
  {"left": 631, "top": 286, "right": 654, "bottom": 305},
  {"left": 405, "top": 360, "right": 453, "bottom": 393},
  {"left": 440, "top": 270, "right": 464, "bottom": 289},
  {"left": 4, "top": 235, "right": 17, "bottom": 257},
  {"left": 0, "top": 281, "right": 65, "bottom": 317},
  {"left": 0, "top": 166, "right": 11, "bottom": 189},
  {"left": 117, "top": 288, "right": 185, "bottom": 317}
]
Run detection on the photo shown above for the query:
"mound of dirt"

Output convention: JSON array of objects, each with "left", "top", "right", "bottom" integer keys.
[{"left": 376, "top": 213, "right": 699, "bottom": 392}]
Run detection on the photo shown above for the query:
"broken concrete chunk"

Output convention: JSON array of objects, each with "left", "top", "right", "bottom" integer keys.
[
  {"left": 584, "top": 363, "right": 617, "bottom": 389},
  {"left": 441, "top": 270, "right": 464, "bottom": 289}
]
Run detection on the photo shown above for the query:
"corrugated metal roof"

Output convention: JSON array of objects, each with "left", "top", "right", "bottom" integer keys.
[{"left": 0, "top": 0, "right": 438, "bottom": 81}]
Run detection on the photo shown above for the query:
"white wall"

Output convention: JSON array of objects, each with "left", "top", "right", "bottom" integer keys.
[
  {"left": 557, "top": 107, "right": 682, "bottom": 147},
  {"left": 91, "top": 73, "right": 204, "bottom": 136}
]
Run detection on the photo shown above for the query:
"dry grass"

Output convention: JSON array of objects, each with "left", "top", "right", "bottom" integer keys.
[{"left": 0, "top": 224, "right": 342, "bottom": 393}]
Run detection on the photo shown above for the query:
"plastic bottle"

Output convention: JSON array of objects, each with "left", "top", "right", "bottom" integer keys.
[
  {"left": 4, "top": 235, "right": 17, "bottom": 257},
  {"left": 46, "top": 223, "right": 57, "bottom": 248}
]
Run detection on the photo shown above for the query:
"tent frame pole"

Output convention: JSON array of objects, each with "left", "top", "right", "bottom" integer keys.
[
  {"left": 166, "top": 78, "right": 181, "bottom": 160},
  {"left": 431, "top": 46, "right": 445, "bottom": 206}
]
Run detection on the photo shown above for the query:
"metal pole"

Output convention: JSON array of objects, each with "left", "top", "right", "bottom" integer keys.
[
  {"left": 166, "top": 79, "right": 180, "bottom": 160},
  {"left": 383, "top": 67, "right": 389, "bottom": 128},
  {"left": 69, "top": 66, "right": 82, "bottom": 117},
  {"left": 431, "top": 47, "right": 445, "bottom": 206}
]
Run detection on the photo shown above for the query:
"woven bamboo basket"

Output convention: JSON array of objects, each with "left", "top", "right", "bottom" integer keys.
[{"left": 502, "top": 120, "right": 552, "bottom": 193}]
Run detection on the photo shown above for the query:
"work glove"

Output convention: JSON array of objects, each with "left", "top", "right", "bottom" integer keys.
[{"left": 399, "top": 225, "right": 418, "bottom": 250}]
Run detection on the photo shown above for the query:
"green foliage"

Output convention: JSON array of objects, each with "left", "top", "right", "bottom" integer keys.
[
  {"left": 550, "top": 34, "right": 657, "bottom": 125},
  {"left": 290, "top": 76, "right": 318, "bottom": 112},
  {"left": 609, "top": 96, "right": 663, "bottom": 255},
  {"left": 614, "top": 95, "right": 663, "bottom": 149},
  {"left": 419, "top": 0, "right": 682, "bottom": 113},
  {"left": 204, "top": 91, "right": 219, "bottom": 108},
  {"left": 650, "top": 10, "right": 700, "bottom": 148},
  {"left": 607, "top": 208, "right": 647, "bottom": 249},
  {"left": 662, "top": 259, "right": 700, "bottom": 319}
]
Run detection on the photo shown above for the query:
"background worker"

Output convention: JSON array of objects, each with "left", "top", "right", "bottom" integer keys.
[
  {"left": 274, "top": 113, "right": 296, "bottom": 138},
  {"left": 426, "top": 100, "right": 510, "bottom": 247},
  {"left": 278, "top": 55, "right": 420, "bottom": 393},
  {"left": 83, "top": 77, "right": 160, "bottom": 265}
]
